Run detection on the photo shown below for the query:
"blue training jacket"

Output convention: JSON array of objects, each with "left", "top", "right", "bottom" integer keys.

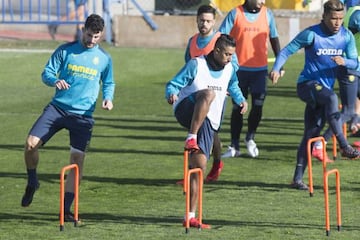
[
  {"left": 41, "top": 41, "right": 115, "bottom": 117},
  {"left": 272, "top": 22, "right": 358, "bottom": 90}
]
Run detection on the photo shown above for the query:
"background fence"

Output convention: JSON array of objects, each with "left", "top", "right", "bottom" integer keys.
[
  {"left": 0, "top": 0, "right": 324, "bottom": 22},
  {"left": 0, "top": 0, "right": 325, "bottom": 44}
]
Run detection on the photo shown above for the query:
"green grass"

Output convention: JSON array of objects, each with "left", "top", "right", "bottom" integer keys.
[{"left": 1, "top": 40, "right": 360, "bottom": 240}]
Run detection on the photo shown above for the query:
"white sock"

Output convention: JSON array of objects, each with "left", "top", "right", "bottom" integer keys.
[
  {"left": 314, "top": 141, "right": 327, "bottom": 149},
  {"left": 187, "top": 134, "right": 197, "bottom": 140},
  {"left": 184, "top": 211, "right": 195, "bottom": 220}
]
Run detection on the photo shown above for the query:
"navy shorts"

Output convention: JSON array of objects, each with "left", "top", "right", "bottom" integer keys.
[
  {"left": 236, "top": 69, "right": 268, "bottom": 97},
  {"left": 337, "top": 66, "right": 359, "bottom": 121},
  {"left": 297, "top": 80, "right": 337, "bottom": 109},
  {"left": 175, "top": 97, "right": 214, "bottom": 160},
  {"left": 29, "top": 103, "right": 94, "bottom": 152}
]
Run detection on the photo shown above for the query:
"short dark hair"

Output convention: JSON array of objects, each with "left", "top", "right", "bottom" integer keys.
[
  {"left": 323, "top": 0, "right": 344, "bottom": 14},
  {"left": 84, "top": 14, "right": 105, "bottom": 33},
  {"left": 197, "top": 5, "right": 216, "bottom": 17},
  {"left": 215, "top": 34, "right": 236, "bottom": 50}
]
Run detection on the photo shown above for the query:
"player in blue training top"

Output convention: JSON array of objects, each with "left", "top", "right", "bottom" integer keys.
[
  {"left": 269, "top": 0, "right": 360, "bottom": 190},
  {"left": 165, "top": 34, "right": 247, "bottom": 229},
  {"left": 343, "top": 3, "right": 360, "bottom": 136},
  {"left": 311, "top": 2, "right": 360, "bottom": 162},
  {"left": 21, "top": 14, "right": 115, "bottom": 222},
  {"left": 303, "top": 0, "right": 359, "bottom": 9},
  {"left": 343, "top": 0, "right": 360, "bottom": 8}
]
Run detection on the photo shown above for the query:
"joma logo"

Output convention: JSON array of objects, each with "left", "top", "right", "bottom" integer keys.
[{"left": 316, "top": 48, "right": 343, "bottom": 55}]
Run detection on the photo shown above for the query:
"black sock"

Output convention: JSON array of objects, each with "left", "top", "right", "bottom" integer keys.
[
  {"left": 64, "top": 192, "right": 75, "bottom": 213},
  {"left": 27, "top": 169, "right": 38, "bottom": 187}
]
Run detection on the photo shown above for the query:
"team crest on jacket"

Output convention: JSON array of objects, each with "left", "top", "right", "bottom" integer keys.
[
  {"left": 349, "top": 75, "right": 355, "bottom": 82},
  {"left": 315, "top": 83, "right": 323, "bottom": 91}
]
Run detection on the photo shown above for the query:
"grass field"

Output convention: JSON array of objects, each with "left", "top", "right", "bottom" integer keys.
[{"left": 1, "top": 40, "right": 360, "bottom": 240}]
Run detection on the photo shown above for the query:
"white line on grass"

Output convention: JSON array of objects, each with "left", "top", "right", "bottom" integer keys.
[{"left": 0, "top": 48, "right": 52, "bottom": 53}]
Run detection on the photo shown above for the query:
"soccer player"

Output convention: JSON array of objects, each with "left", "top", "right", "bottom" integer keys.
[
  {"left": 165, "top": 34, "right": 247, "bottom": 228},
  {"left": 219, "top": 0, "right": 283, "bottom": 158},
  {"left": 342, "top": 0, "right": 359, "bottom": 9},
  {"left": 21, "top": 14, "right": 115, "bottom": 222},
  {"left": 342, "top": 3, "right": 360, "bottom": 136},
  {"left": 312, "top": 2, "right": 360, "bottom": 162},
  {"left": 182, "top": 4, "right": 235, "bottom": 183},
  {"left": 269, "top": 0, "right": 360, "bottom": 190}
]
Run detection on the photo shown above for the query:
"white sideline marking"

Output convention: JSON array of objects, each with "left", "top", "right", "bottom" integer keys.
[{"left": 0, "top": 48, "right": 52, "bottom": 53}]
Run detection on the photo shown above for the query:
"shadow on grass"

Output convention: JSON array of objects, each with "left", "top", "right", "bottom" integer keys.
[
  {"left": 96, "top": 123, "right": 182, "bottom": 132},
  {"left": 0, "top": 144, "right": 183, "bottom": 156},
  {"left": 267, "top": 85, "right": 297, "bottom": 98},
  {"left": 3, "top": 171, "right": 359, "bottom": 194},
  {"left": 2, "top": 211, "right": 360, "bottom": 232},
  {"left": 94, "top": 116, "right": 175, "bottom": 124},
  {"left": 1, "top": 141, "right": 300, "bottom": 159},
  {"left": 91, "top": 134, "right": 184, "bottom": 142}
]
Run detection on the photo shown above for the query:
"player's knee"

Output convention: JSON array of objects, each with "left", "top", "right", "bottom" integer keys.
[
  {"left": 70, "top": 147, "right": 85, "bottom": 163},
  {"left": 25, "top": 136, "right": 41, "bottom": 152},
  {"left": 328, "top": 111, "right": 341, "bottom": 121},
  {"left": 253, "top": 93, "right": 266, "bottom": 107},
  {"left": 196, "top": 89, "right": 215, "bottom": 103},
  {"left": 327, "top": 93, "right": 338, "bottom": 105},
  {"left": 203, "top": 89, "right": 215, "bottom": 100}
]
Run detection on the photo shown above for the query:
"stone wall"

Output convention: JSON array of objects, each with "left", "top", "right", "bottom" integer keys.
[{"left": 112, "top": 15, "right": 321, "bottom": 49}]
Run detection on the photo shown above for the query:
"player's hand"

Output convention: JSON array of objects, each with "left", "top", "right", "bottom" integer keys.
[
  {"left": 331, "top": 56, "right": 345, "bottom": 66},
  {"left": 280, "top": 69, "right": 285, "bottom": 77},
  {"left": 269, "top": 70, "right": 281, "bottom": 85},
  {"left": 55, "top": 79, "right": 70, "bottom": 90},
  {"left": 239, "top": 101, "right": 248, "bottom": 114},
  {"left": 167, "top": 94, "right": 178, "bottom": 105},
  {"left": 102, "top": 100, "right": 113, "bottom": 110}
]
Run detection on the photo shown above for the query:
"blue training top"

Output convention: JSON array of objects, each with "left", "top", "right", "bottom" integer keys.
[
  {"left": 272, "top": 22, "right": 358, "bottom": 90},
  {"left": 41, "top": 41, "right": 115, "bottom": 117},
  {"left": 348, "top": 8, "right": 360, "bottom": 31}
]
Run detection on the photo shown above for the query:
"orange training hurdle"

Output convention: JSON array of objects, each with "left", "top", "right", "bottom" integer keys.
[
  {"left": 307, "top": 137, "right": 328, "bottom": 197},
  {"left": 59, "top": 164, "right": 79, "bottom": 231},
  {"left": 323, "top": 169, "right": 341, "bottom": 236},
  {"left": 183, "top": 150, "right": 189, "bottom": 194},
  {"left": 185, "top": 168, "right": 203, "bottom": 234}
]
